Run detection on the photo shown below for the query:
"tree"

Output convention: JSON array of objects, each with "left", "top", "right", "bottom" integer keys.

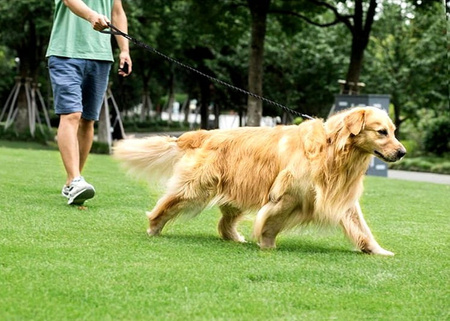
[
  {"left": 129, "top": 0, "right": 348, "bottom": 126},
  {"left": 246, "top": 0, "right": 271, "bottom": 126},
  {"left": 271, "top": 0, "right": 379, "bottom": 94},
  {"left": 364, "top": 1, "right": 447, "bottom": 135},
  {"left": 230, "top": 0, "right": 380, "bottom": 124},
  {"left": 131, "top": 0, "right": 248, "bottom": 129},
  {"left": 263, "top": 17, "right": 349, "bottom": 118},
  {"left": 0, "top": 47, "right": 16, "bottom": 105},
  {"left": 0, "top": 1, "right": 53, "bottom": 134}
]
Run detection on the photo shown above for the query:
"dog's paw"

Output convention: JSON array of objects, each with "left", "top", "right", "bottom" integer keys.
[
  {"left": 258, "top": 238, "right": 277, "bottom": 250},
  {"left": 147, "top": 228, "right": 161, "bottom": 236},
  {"left": 221, "top": 233, "right": 247, "bottom": 243},
  {"left": 235, "top": 234, "right": 247, "bottom": 243},
  {"left": 370, "top": 247, "right": 395, "bottom": 256}
]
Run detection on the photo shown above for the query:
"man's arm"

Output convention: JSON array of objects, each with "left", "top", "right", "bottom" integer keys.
[
  {"left": 62, "top": 0, "right": 110, "bottom": 31},
  {"left": 112, "top": 0, "right": 132, "bottom": 76}
]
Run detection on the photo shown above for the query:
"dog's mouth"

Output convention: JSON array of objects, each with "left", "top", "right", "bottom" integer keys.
[
  {"left": 374, "top": 149, "right": 406, "bottom": 162},
  {"left": 374, "top": 150, "right": 387, "bottom": 161}
]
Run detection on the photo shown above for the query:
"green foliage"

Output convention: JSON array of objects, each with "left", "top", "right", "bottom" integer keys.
[
  {"left": 0, "top": 46, "right": 16, "bottom": 102},
  {"left": 364, "top": 1, "right": 447, "bottom": 132},
  {"left": 0, "top": 0, "right": 53, "bottom": 77},
  {"left": 0, "top": 124, "right": 56, "bottom": 145},
  {"left": 423, "top": 116, "right": 450, "bottom": 156},
  {"left": 90, "top": 141, "right": 111, "bottom": 155},
  {"left": 263, "top": 16, "right": 349, "bottom": 117},
  {"left": 398, "top": 108, "right": 450, "bottom": 157},
  {"left": 122, "top": 118, "right": 190, "bottom": 133},
  {"left": 293, "top": 117, "right": 304, "bottom": 125},
  {"left": 389, "top": 155, "right": 450, "bottom": 174},
  {"left": 1, "top": 142, "right": 449, "bottom": 320},
  {"left": 399, "top": 139, "right": 419, "bottom": 157}
]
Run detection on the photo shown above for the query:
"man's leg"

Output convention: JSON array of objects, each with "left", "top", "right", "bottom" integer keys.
[
  {"left": 58, "top": 113, "right": 82, "bottom": 186},
  {"left": 78, "top": 117, "right": 95, "bottom": 173},
  {"left": 58, "top": 113, "right": 96, "bottom": 205}
]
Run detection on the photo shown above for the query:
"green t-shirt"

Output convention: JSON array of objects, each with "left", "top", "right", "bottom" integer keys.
[{"left": 46, "top": 0, "right": 114, "bottom": 62}]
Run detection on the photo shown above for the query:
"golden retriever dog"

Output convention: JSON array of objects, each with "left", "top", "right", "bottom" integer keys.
[{"left": 113, "top": 106, "right": 406, "bottom": 256}]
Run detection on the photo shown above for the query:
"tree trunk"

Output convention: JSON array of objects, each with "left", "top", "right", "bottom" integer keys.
[
  {"left": 343, "top": 37, "right": 366, "bottom": 94},
  {"left": 140, "top": 75, "right": 152, "bottom": 121},
  {"left": 343, "top": 0, "right": 377, "bottom": 94},
  {"left": 140, "top": 91, "right": 153, "bottom": 121},
  {"left": 246, "top": 0, "right": 270, "bottom": 126},
  {"left": 166, "top": 66, "right": 175, "bottom": 125},
  {"left": 98, "top": 97, "right": 112, "bottom": 152},
  {"left": 182, "top": 97, "right": 190, "bottom": 125},
  {"left": 14, "top": 79, "right": 30, "bottom": 134},
  {"left": 13, "top": 19, "right": 42, "bottom": 136},
  {"left": 391, "top": 92, "right": 403, "bottom": 135},
  {"left": 199, "top": 79, "right": 210, "bottom": 129}
]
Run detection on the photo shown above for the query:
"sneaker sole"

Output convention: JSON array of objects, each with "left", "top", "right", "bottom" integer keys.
[{"left": 68, "top": 188, "right": 95, "bottom": 205}]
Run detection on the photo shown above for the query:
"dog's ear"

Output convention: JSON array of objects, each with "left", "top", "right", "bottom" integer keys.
[{"left": 344, "top": 109, "right": 366, "bottom": 135}]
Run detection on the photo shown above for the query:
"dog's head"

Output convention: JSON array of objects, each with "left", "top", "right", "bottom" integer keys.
[{"left": 326, "top": 107, "right": 406, "bottom": 162}]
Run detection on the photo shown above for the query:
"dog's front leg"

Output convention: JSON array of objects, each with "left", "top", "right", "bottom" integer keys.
[
  {"left": 218, "top": 204, "right": 246, "bottom": 243},
  {"left": 341, "top": 202, "right": 394, "bottom": 256}
]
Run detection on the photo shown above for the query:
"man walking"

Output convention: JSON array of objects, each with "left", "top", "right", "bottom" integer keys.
[{"left": 46, "top": 0, "right": 132, "bottom": 205}]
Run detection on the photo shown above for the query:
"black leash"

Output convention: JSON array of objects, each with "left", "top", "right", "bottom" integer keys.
[{"left": 103, "top": 23, "right": 314, "bottom": 120}]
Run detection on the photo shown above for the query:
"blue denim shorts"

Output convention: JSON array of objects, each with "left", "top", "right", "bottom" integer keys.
[{"left": 48, "top": 56, "right": 112, "bottom": 121}]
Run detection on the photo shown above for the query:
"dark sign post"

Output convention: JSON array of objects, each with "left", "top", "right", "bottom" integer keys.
[{"left": 332, "top": 94, "right": 391, "bottom": 177}]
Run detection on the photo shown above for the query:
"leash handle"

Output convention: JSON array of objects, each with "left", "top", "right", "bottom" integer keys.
[
  {"left": 100, "top": 23, "right": 129, "bottom": 37},
  {"left": 104, "top": 23, "right": 314, "bottom": 120}
]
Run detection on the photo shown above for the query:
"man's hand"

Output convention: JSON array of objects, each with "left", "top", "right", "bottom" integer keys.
[
  {"left": 88, "top": 11, "right": 110, "bottom": 31},
  {"left": 118, "top": 51, "right": 132, "bottom": 77}
]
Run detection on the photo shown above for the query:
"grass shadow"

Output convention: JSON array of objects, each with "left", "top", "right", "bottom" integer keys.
[
  {"left": 275, "top": 241, "right": 353, "bottom": 255},
  {"left": 139, "top": 231, "right": 353, "bottom": 256}
]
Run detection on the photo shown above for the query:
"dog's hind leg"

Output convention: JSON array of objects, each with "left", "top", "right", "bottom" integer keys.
[
  {"left": 146, "top": 163, "right": 215, "bottom": 236},
  {"left": 218, "top": 204, "right": 246, "bottom": 243},
  {"left": 253, "top": 195, "right": 297, "bottom": 249},
  {"left": 146, "top": 194, "right": 183, "bottom": 236},
  {"left": 340, "top": 202, "right": 394, "bottom": 256}
]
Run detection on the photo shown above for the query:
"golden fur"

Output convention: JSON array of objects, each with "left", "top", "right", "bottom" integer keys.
[{"left": 113, "top": 106, "right": 406, "bottom": 255}]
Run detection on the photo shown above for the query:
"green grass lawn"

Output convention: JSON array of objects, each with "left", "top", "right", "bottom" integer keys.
[{"left": 1, "top": 140, "right": 449, "bottom": 320}]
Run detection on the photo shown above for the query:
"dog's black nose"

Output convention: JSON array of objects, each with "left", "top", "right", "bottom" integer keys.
[{"left": 396, "top": 148, "right": 406, "bottom": 159}]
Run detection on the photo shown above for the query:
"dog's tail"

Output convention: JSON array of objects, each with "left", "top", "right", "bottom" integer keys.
[{"left": 113, "top": 136, "right": 183, "bottom": 183}]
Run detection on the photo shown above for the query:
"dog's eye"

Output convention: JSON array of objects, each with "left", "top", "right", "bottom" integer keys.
[{"left": 377, "top": 129, "right": 388, "bottom": 136}]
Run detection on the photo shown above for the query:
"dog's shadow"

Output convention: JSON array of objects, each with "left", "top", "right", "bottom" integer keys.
[{"left": 142, "top": 232, "right": 352, "bottom": 256}]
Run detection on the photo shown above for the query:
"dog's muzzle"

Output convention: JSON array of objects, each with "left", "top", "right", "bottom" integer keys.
[{"left": 374, "top": 147, "right": 406, "bottom": 162}]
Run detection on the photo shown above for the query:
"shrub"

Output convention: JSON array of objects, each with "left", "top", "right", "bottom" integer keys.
[
  {"left": 389, "top": 156, "right": 450, "bottom": 174},
  {"left": 122, "top": 119, "right": 189, "bottom": 133},
  {"left": 90, "top": 141, "right": 111, "bottom": 155},
  {"left": 293, "top": 117, "right": 304, "bottom": 125},
  {"left": 423, "top": 116, "right": 450, "bottom": 156},
  {"left": 400, "top": 139, "right": 419, "bottom": 157},
  {"left": 0, "top": 124, "right": 56, "bottom": 145},
  {"left": 431, "top": 162, "right": 450, "bottom": 174}
]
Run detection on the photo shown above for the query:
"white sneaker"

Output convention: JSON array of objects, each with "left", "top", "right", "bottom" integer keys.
[
  {"left": 62, "top": 185, "right": 70, "bottom": 198},
  {"left": 67, "top": 176, "right": 95, "bottom": 205}
]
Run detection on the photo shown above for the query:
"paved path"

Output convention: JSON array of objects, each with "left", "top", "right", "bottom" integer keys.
[{"left": 388, "top": 170, "right": 450, "bottom": 185}]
